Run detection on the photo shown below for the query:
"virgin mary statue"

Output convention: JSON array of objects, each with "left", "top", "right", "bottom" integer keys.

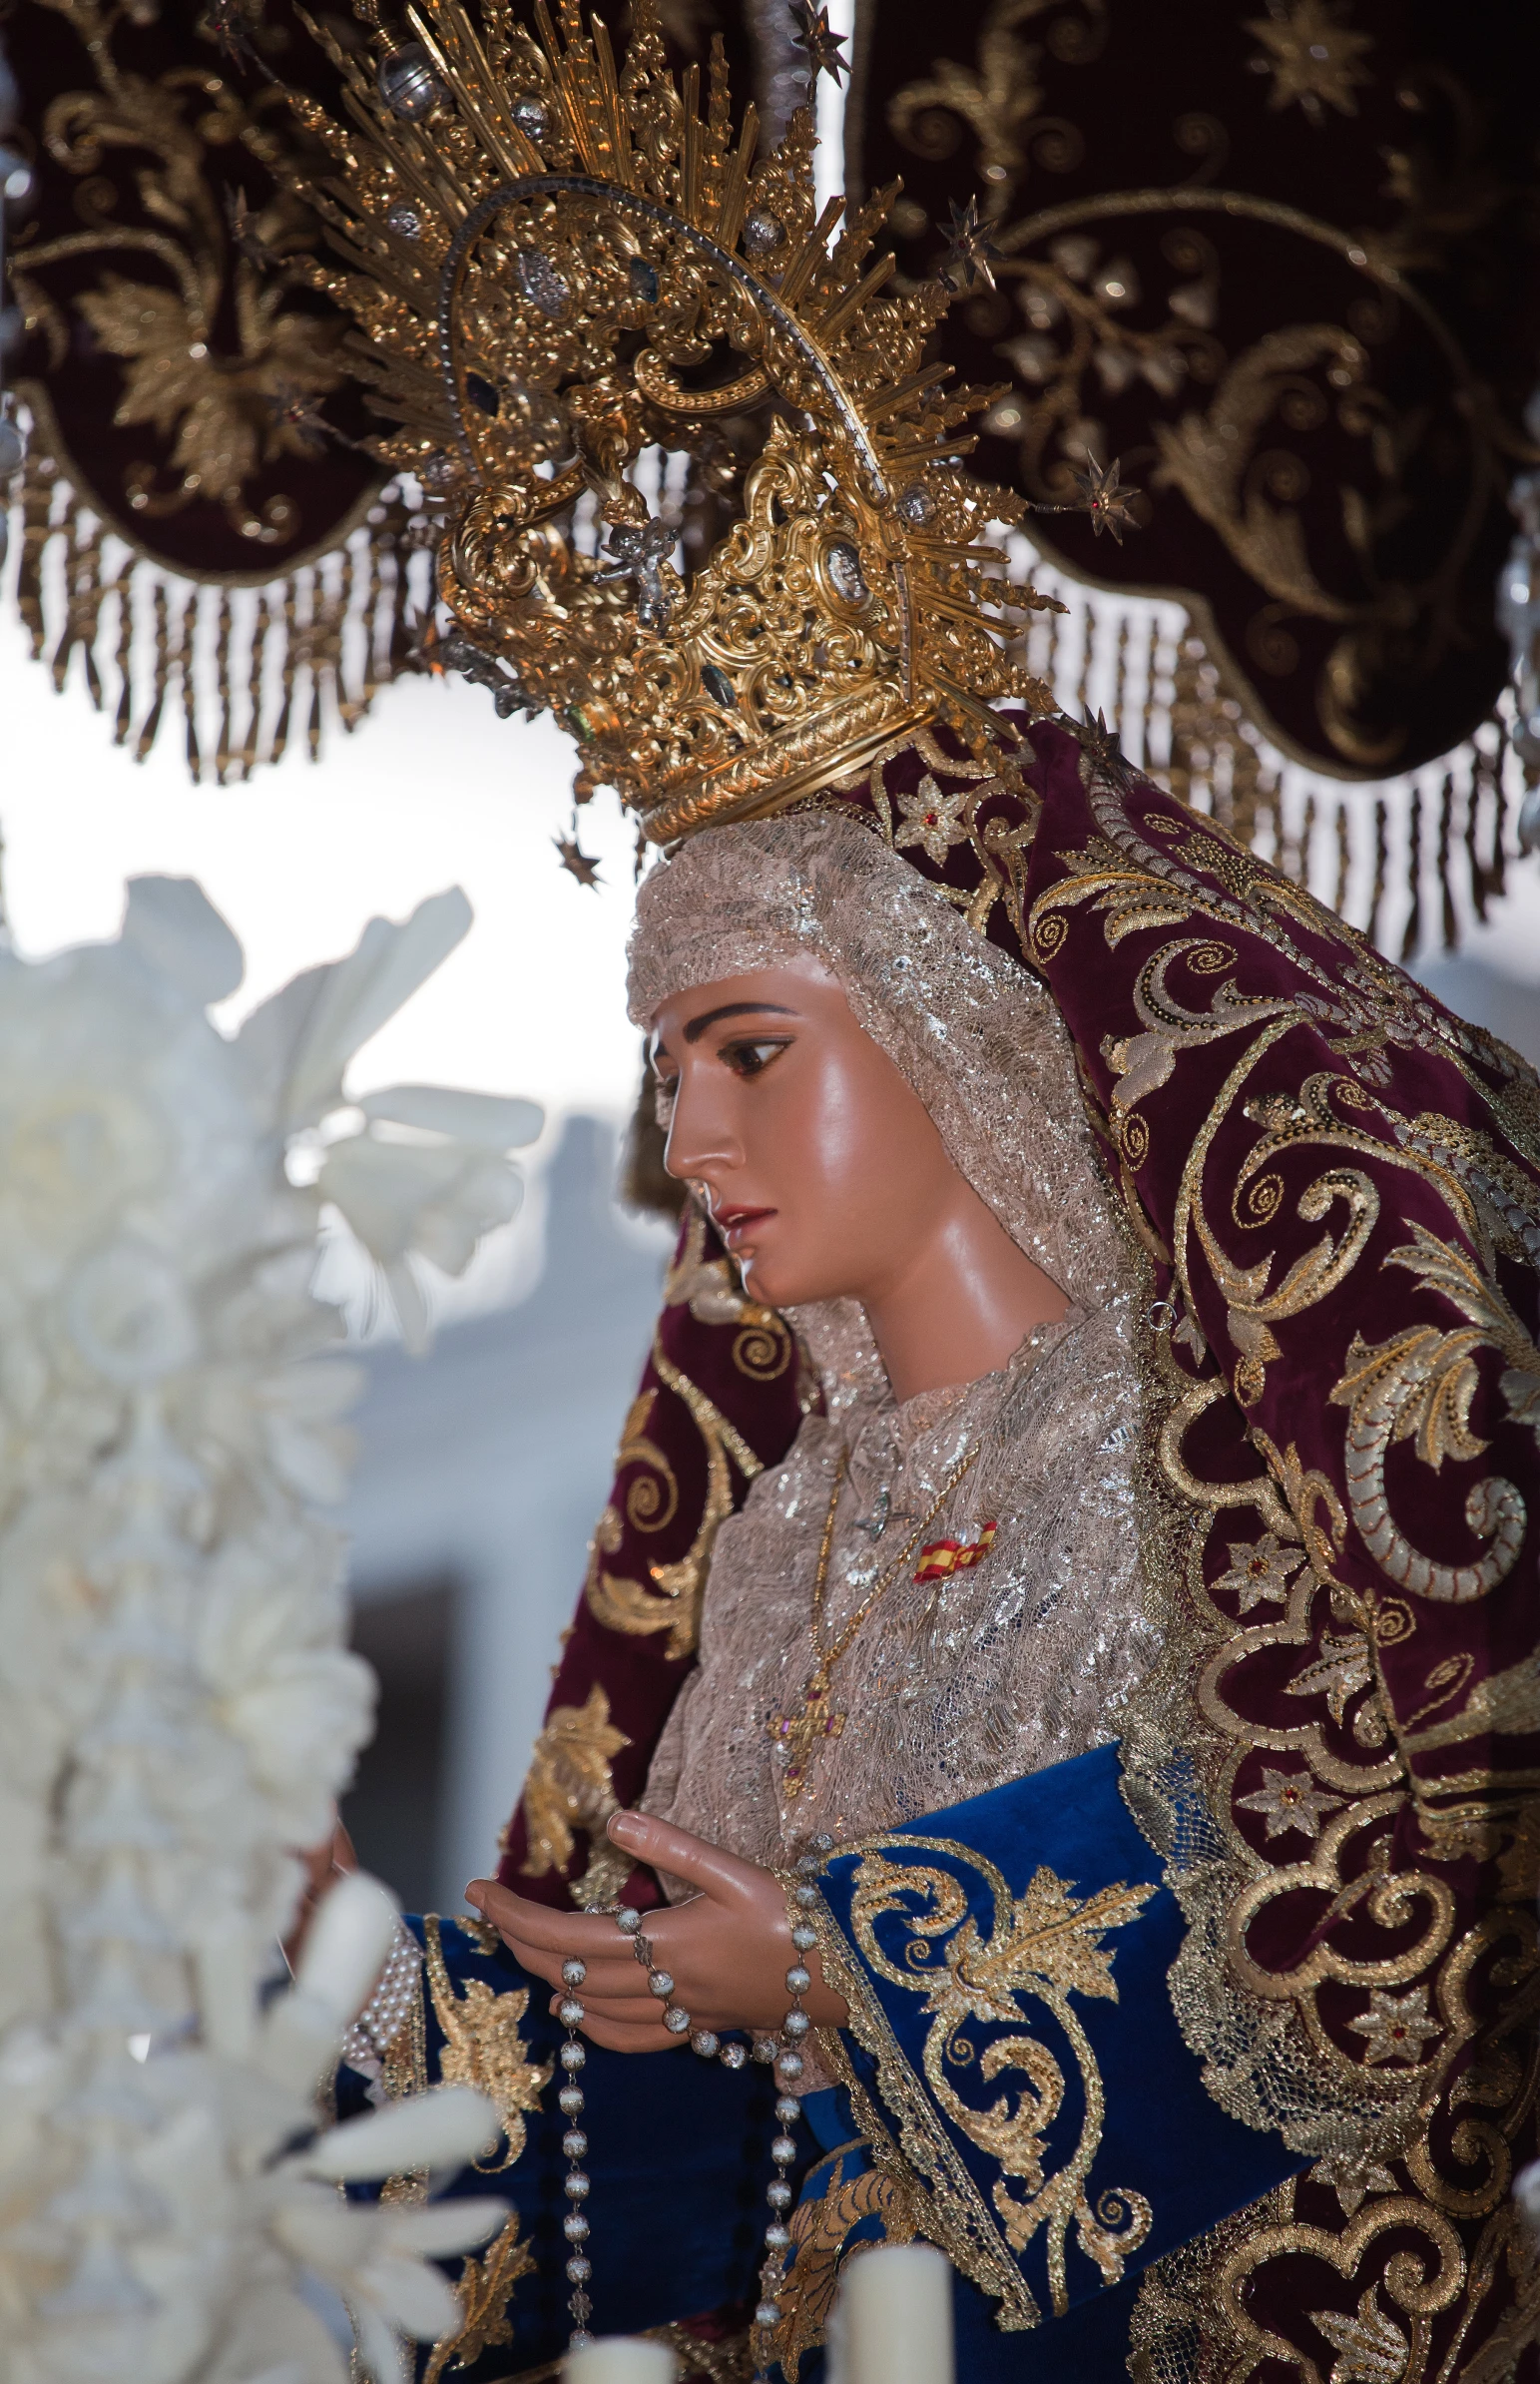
[{"left": 286, "top": 5, "right": 1540, "bottom": 2377}]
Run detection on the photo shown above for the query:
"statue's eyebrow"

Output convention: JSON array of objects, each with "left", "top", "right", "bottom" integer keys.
[{"left": 682, "top": 1000, "right": 796, "bottom": 1045}]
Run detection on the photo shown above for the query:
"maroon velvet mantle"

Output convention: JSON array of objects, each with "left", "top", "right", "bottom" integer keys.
[{"left": 497, "top": 1208, "right": 813, "bottom": 1909}]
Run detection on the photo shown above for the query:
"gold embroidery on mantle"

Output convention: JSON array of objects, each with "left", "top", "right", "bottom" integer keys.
[
  {"left": 1329, "top": 1224, "right": 1536, "bottom": 1604},
  {"left": 518, "top": 1684, "right": 631, "bottom": 1881},
  {"left": 584, "top": 1330, "right": 766, "bottom": 1661},
  {"left": 423, "top": 1917, "right": 552, "bottom": 2173},
  {"left": 1038, "top": 741, "right": 1540, "bottom": 2376}
]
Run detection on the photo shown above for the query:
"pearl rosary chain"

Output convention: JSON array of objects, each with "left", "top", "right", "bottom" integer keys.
[
  {"left": 556, "top": 1953, "right": 594, "bottom": 2351},
  {"left": 753, "top": 1834, "right": 832, "bottom": 2373},
  {"left": 562, "top": 1834, "right": 834, "bottom": 2367}
]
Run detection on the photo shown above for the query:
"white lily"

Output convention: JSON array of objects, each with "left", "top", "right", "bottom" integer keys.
[
  {"left": 268, "top": 2187, "right": 507, "bottom": 2384},
  {"left": 0, "top": 881, "right": 534, "bottom": 2384},
  {"left": 237, "top": 890, "right": 474, "bottom": 1136}
]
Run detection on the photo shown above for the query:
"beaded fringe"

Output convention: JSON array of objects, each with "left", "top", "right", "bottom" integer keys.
[
  {"left": 5, "top": 427, "right": 1530, "bottom": 962},
  {"left": 6, "top": 435, "right": 433, "bottom": 785},
  {"left": 1005, "top": 540, "right": 1531, "bottom": 963}
]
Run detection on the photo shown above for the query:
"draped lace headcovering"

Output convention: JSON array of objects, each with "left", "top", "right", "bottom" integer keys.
[{"left": 627, "top": 810, "right": 1129, "bottom": 1321}]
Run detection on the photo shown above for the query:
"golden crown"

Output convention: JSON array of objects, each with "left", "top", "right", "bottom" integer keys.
[{"left": 283, "top": 0, "right": 1102, "bottom": 842}]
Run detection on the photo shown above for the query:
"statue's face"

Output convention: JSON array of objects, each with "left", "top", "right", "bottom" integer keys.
[{"left": 649, "top": 956, "right": 967, "bottom": 1310}]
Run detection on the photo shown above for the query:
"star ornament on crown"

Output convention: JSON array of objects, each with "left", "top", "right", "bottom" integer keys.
[{"left": 283, "top": 0, "right": 1134, "bottom": 843}]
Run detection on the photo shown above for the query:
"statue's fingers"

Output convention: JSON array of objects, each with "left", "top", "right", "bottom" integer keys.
[
  {"left": 606, "top": 1811, "right": 760, "bottom": 1904},
  {"left": 579, "top": 2013, "right": 687, "bottom": 2054},
  {"left": 552, "top": 1987, "right": 672, "bottom": 2028},
  {"left": 464, "top": 1879, "right": 634, "bottom": 1954}
]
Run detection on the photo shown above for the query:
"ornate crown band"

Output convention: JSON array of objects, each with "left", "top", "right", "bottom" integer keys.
[{"left": 282, "top": 0, "right": 1088, "bottom": 842}]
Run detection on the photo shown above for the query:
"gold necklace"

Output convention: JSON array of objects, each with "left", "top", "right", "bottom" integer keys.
[{"left": 770, "top": 1441, "right": 982, "bottom": 1801}]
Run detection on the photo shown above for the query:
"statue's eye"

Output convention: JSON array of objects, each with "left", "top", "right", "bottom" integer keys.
[{"left": 723, "top": 1037, "right": 790, "bottom": 1078}]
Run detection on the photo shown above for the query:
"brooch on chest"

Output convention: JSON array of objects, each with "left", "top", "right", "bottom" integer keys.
[{"left": 913, "top": 1521, "right": 999, "bottom": 1583}]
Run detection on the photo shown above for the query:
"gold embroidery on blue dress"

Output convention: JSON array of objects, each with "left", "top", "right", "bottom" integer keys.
[
  {"left": 423, "top": 2210, "right": 538, "bottom": 2384},
  {"left": 771, "top": 2146, "right": 921, "bottom": 2382},
  {"left": 423, "top": 1915, "right": 553, "bottom": 2173},
  {"left": 846, "top": 1838, "right": 1158, "bottom": 2317}
]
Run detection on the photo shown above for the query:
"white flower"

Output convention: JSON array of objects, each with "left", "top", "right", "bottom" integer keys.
[
  {"left": 317, "top": 1134, "right": 522, "bottom": 1350},
  {"left": 298, "top": 2086, "right": 500, "bottom": 2180},
  {"left": 0, "top": 878, "right": 531, "bottom": 2382},
  {"left": 236, "top": 890, "right": 475, "bottom": 1136},
  {"left": 317, "top": 1135, "right": 521, "bottom": 1276},
  {"left": 66, "top": 1239, "right": 202, "bottom": 1385},
  {"left": 268, "top": 2188, "right": 507, "bottom": 2384}
]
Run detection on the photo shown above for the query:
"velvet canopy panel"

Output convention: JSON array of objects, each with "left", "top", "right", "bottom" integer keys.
[
  {"left": 843, "top": 0, "right": 1540, "bottom": 782},
  {"left": 7, "top": 0, "right": 1540, "bottom": 803}
]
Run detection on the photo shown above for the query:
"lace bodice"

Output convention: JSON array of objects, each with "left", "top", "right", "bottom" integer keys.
[{"left": 644, "top": 1296, "right": 1157, "bottom": 1872}]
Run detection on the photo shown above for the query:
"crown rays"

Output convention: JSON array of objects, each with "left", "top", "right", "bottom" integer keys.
[{"left": 280, "top": 0, "right": 1065, "bottom": 838}]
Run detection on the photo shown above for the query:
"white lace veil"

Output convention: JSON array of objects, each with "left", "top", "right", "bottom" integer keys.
[{"left": 626, "top": 809, "right": 1132, "bottom": 1334}]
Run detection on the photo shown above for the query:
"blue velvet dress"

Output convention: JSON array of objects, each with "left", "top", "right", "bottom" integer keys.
[{"left": 338, "top": 1744, "right": 1299, "bottom": 2379}]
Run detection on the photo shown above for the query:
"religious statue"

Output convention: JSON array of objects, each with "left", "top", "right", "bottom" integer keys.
[{"left": 278, "top": 5, "right": 1540, "bottom": 2376}]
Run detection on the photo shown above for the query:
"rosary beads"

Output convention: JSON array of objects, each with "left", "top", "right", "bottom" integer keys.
[
  {"left": 556, "top": 1953, "right": 595, "bottom": 2350},
  {"left": 604, "top": 1840, "right": 833, "bottom": 2374},
  {"left": 754, "top": 1837, "right": 832, "bottom": 2355},
  {"left": 554, "top": 1838, "right": 832, "bottom": 2365}
]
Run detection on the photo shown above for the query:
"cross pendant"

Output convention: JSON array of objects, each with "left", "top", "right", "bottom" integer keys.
[{"left": 770, "top": 1689, "right": 845, "bottom": 1801}]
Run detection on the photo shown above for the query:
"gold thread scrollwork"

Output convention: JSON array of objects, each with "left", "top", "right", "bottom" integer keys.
[
  {"left": 846, "top": 1837, "right": 1156, "bottom": 2316},
  {"left": 1329, "top": 1223, "right": 1536, "bottom": 1605},
  {"left": 770, "top": 2156, "right": 920, "bottom": 2382},
  {"left": 422, "top": 2211, "right": 537, "bottom": 2383},
  {"left": 584, "top": 1332, "right": 766, "bottom": 1659},
  {"left": 664, "top": 1207, "right": 797, "bottom": 1382}
]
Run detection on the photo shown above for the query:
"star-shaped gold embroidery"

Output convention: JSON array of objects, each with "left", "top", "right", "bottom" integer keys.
[
  {"left": 893, "top": 773, "right": 973, "bottom": 865},
  {"left": 939, "top": 195, "right": 1004, "bottom": 295},
  {"left": 790, "top": 1, "right": 848, "bottom": 86},
  {"left": 1237, "top": 1765, "right": 1344, "bottom": 1839},
  {"left": 555, "top": 833, "right": 602, "bottom": 889},
  {"left": 1308, "top": 2285, "right": 1409, "bottom": 2384},
  {"left": 1345, "top": 1985, "right": 1442, "bottom": 2067},
  {"left": 1068, "top": 709, "right": 1127, "bottom": 774},
  {"left": 1305, "top": 2147, "right": 1398, "bottom": 2217},
  {"left": 1213, "top": 1530, "right": 1306, "bottom": 1612},
  {"left": 1247, "top": 0, "right": 1374, "bottom": 124}
]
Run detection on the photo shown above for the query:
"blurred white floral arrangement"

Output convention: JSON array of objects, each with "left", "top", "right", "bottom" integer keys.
[{"left": 0, "top": 877, "right": 541, "bottom": 2383}]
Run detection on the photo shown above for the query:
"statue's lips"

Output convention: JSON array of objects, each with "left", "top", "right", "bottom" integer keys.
[{"left": 714, "top": 1205, "right": 774, "bottom": 1249}]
